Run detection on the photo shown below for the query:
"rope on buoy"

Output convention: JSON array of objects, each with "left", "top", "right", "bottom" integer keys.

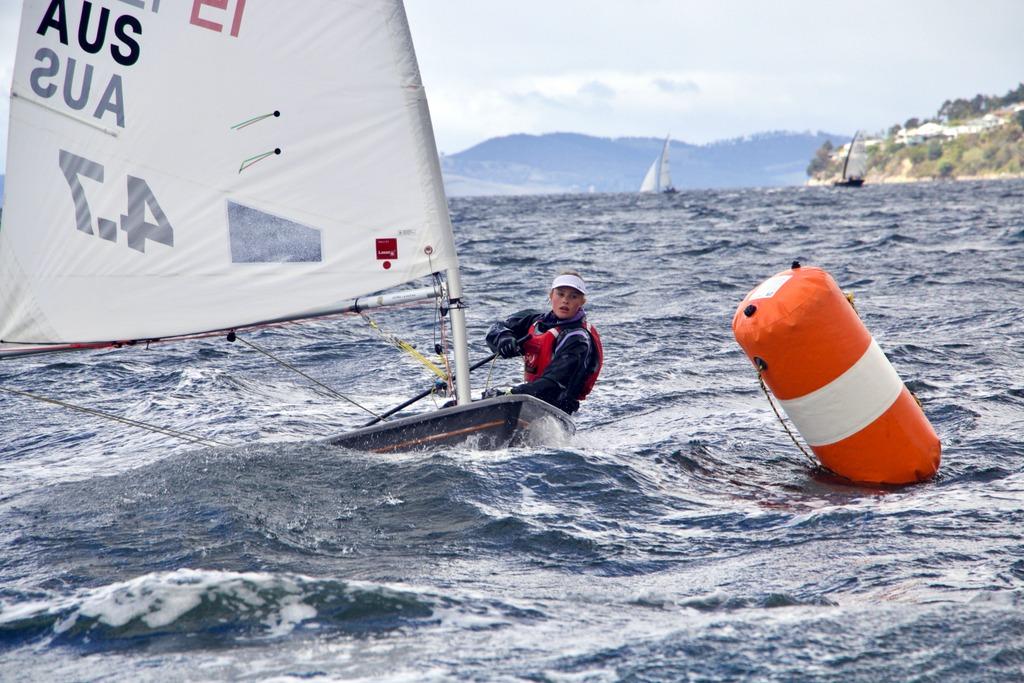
[{"left": 755, "top": 369, "right": 818, "bottom": 468}]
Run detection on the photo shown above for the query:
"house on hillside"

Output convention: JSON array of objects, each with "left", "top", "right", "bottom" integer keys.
[
  {"left": 949, "top": 113, "right": 1004, "bottom": 138},
  {"left": 896, "top": 122, "right": 950, "bottom": 146},
  {"left": 830, "top": 136, "right": 883, "bottom": 161},
  {"left": 897, "top": 114, "right": 1007, "bottom": 145}
]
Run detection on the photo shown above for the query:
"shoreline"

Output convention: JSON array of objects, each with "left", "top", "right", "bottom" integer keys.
[{"left": 806, "top": 172, "right": 1024, "bottom": 187}]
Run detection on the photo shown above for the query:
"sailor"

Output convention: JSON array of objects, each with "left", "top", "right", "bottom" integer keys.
[{"left": 483, "top": 271, "right": 602, "bottom": 414}]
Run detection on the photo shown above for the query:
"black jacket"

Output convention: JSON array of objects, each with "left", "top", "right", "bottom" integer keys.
[{"left": 485, "top": 309, "right": 594, "bottom": 414}]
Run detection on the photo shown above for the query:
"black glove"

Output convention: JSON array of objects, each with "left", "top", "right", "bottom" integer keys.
[
  {"left": 482, "top": 386, "right": 511, "bottom": 399},
  {"left": 497, "top": 335, "right": 519, "bottom": 358}
]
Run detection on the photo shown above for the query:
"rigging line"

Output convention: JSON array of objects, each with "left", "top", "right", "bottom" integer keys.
[
  {"left": 483, "top": 355, "right": 497, "bottom": 391},
  {"left": 432, "top": 271, "right": 454, "bottom": 395},
  {"left": 11, "top": 91, "right": 119, "bottom": 137},
  {"left": 428, "top": 267, "right": 454, "bottom": 396},
  {"left": 756, "top": 371, "right": 820, "bottom": 469},
  {"left": 437, "top": 309, "right": 454, "bottom": 393},
  {"left": 238, "top": 148, "right": 281, "bottom": 173},
  {"left": 359, "top": 312, "right": 447, "bottom": 380},
  {"left": 426, "top": 284, "right": 451, "bottom": 407},
  {"left": 0, "top": 385, "right": 232, "bottom": 448},
  {"left": 231, "top": 110, "right": 281, "bottom": 130},
  {"left": 234, "top": 336, "right": 383, "bottom": 420},
  {"left": 428, "top": 265, "right": 443, "bottom": 339},
  {"left": 430, "top": 265, "right": 442, "bottom": 355}
]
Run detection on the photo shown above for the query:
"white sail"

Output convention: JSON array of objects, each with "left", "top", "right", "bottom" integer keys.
[
  {"left": 843, "top": 131, "right": 868, "bottom": 180},
  {"left": 639, "top": 158, "right": 659, "bottom": 193},
  {"left": 638, "top": 135, "right": 673, "bottom": 192},
  {"left": 657, "top": 137, "right": 673, "bottom": 191},
  {"left": 1, "top": 0, "right": 461, "bottom": 348}
]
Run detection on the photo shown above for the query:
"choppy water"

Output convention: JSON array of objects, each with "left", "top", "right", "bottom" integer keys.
[{"left": 2, "top": 180, "right": 1023, "bottom": 681}]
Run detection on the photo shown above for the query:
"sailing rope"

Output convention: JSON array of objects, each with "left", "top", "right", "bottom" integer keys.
[
  {"left": 231, "top": 110, "right": 281, "bottom": 130},
  {"left": 359, "top": 313, "right": 448, "bottom": 380},
  {"left": 238, "top": 148, "right": 281, "bottom": 173},
  {"left": 234, "top": 336, "right": 383, "bottom": 420},
  {"left": 431, "top": 270, "right": 455, "bottom": 397},
  {"left": 433, "top": 307, "right": 455, "bottom": 395},
  {"left": 755, "top": 370, "right": 819, "bottom": 469},
  {"left": 483, "top": 355, "right": 498, "bottom": 392},
  {"left": 233, "top": 110, "right": 283, "bottom": 173},
  {"left": 0, "top": 385, "right": 232, "bottom": 448}
]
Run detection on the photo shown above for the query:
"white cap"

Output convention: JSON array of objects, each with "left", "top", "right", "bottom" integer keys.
[{"left": 550, "top": 274, "right": 587, "bottom": 295}]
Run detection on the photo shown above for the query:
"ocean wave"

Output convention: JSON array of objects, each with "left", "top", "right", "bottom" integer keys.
[{"left": 0, "top": 569, "right": 434, "bottom": 651}]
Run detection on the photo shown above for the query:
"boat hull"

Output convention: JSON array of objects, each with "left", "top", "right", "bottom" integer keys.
[
  {"left": 327, "top": 394, "right": 575, "bottom": 452},
  {"left": 834, "top": 178, "right": 865, "bottom": 187}
]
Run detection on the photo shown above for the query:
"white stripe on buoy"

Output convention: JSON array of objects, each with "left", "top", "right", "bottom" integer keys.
[{"left": 778, "top": 339, "right": 903, "bottom": 446}]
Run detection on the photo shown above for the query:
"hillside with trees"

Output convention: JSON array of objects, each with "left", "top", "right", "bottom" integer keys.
[{"left": 807, "top": 83, "right": 1024, "bottom": 184}]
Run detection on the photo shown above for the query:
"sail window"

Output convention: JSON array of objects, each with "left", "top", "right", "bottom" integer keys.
[{"left": 227, "top": 201, "right": 322, "bottom": 263}]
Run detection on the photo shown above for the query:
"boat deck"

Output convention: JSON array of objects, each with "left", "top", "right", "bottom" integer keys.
[{"left": 328, "top": 394, "right": 575, "bottom": 452}]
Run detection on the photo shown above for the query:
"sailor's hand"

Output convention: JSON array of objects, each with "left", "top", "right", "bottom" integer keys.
[
  {"left": 497, "top": 335, "right": 519, "bottom": 358},
  {"left": 481, "top": 386, "right": 512, "bottom": 399}
]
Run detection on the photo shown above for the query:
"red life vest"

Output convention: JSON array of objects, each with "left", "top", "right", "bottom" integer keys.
[{"left": 522, "top": 320, "right": 603, "bottom": 400}]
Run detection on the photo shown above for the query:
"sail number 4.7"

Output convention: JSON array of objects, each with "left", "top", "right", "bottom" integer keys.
[{"left": 59, "top": 150, "right": 174, "bottom": 254}]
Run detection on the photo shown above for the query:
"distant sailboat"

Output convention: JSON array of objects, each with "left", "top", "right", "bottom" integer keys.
[
  {"left": 834, "top": 131, "right": 867, "bottom": 187},
  {"left": 639, "top": 136, "right": 677, "bottom": 194}
]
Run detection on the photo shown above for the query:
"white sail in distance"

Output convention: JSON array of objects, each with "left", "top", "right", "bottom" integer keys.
[
  {"left": 639, "top": 158, "right": 659, "bottom": 193},
  {"left": 843, "top": 131, "right": 868, "bottom": 180},
  {"left": 639, "top": 136, "right": 673, "bottom": 192},
  {"left": 1, "top": 0, "right": 460, "bottom": 348},
  {"left": 657, "top": 137, "right": 673, "bottom": 190}
]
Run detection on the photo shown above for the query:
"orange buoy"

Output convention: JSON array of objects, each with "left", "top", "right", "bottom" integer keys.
[{"left": 731, "top": 263, "right": 941, "bottom": 485}]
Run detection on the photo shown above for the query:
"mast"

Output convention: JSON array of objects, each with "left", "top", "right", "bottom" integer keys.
[
  {"left": 395, "top": 4, "right": 473, "bottom": 406},
  {"left": 445, "top": 269, "right": 473, "bottom": 405}
]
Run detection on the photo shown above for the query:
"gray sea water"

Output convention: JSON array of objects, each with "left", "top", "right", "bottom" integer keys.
[{"left": 2, "top": 180, "right": 1023, "bottom": 681}]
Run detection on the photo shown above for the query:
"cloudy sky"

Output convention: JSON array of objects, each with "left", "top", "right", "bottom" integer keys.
[{"left": 2, "top": 0, "right": 1022, "bottom": 168}]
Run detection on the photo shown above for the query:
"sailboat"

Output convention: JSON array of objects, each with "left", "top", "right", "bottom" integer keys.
[
  {"left": 639, "top": 135, "right": 677, "bottom": 194},
  {"left": 834, "top": 131, "right": 867, "bottom": 187},
  {"left": 0, "top": 0, "right": 573, "bottom": 452}
]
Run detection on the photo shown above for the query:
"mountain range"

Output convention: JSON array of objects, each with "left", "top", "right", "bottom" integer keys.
[
  {"left": 441, "top": 131, "right": 849, "bottom": 196},
  {"left": 0, "top": 130, "right": 848, "bottom": 207}
]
